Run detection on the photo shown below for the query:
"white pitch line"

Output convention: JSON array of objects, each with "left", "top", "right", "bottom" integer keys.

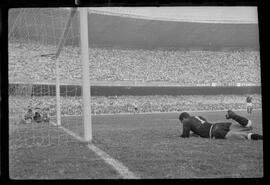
[
  {"left": 50, "top": 121, "right": 139, "bottom": 179},
  {"left": 87, "top": 144, "right": 140, "bottom": 179}
]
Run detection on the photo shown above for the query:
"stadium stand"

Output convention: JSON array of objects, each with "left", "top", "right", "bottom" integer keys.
[
  {"left": 9, "top": 42, "right": 260, "bottom": 86},
  {"left": 9, "top": 94, "right": 261, "bottom": 115}
]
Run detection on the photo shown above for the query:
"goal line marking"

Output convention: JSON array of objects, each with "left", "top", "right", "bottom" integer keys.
[
  {"left": 87, "top": 144, "right": 139, "bottom": 179},
  {"left": 50, "top": 121, "right": 84, "bottom": 141},
  {"left": 50, "top": 121, "right": 139, "bottom": 179}
]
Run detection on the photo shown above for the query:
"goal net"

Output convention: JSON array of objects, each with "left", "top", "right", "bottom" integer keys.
[{"left": 9, "top": 8, "right": 91, "bottom": 149}]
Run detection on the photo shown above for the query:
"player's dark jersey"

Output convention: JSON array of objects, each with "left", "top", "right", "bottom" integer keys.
[
  {"left": 246, "top": 96, "right": 252, "bottom": 103},
  {"left": 181, "top": 116, "right": 212, "bottom": 138},
  {"left": 33, "top": 111, "right": 42, "bottom": 123}
]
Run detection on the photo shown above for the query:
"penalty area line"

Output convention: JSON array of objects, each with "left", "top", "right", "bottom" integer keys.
[{"left": 50, "top": 121, "right": 139, "bottom": 179}]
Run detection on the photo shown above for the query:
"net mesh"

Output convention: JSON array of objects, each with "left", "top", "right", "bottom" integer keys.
[{"left": 9, "top": 8, "right": 85, "bottom": 149}]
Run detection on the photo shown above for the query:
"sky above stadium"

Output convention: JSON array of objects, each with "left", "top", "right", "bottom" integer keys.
[{"left": 87, "top": 7, "right": 258, "bottom": 24}]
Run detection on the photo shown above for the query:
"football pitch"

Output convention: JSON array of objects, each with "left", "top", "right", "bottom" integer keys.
[{"left": 9, "top": 110, "right": 263, "bottom": 179}]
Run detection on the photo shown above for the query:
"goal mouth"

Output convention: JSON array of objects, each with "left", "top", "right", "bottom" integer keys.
[{"left": 9, "top": 8, "right": 91, "bottom": 149}]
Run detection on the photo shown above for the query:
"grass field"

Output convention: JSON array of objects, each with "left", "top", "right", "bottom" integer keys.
[{"left": 9, "top": 110, "right": 263, "bottom": 179}]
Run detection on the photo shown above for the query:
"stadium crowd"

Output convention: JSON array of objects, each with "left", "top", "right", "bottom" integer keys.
[
  {"left": 9, "top": 41, "right": 261, "bottom": 117},
  {"left": 9, "top": 94, "right": 261, "bottom": 116},
  {"left": 9, "top": 42, "right": 261, "bottom": 86}
]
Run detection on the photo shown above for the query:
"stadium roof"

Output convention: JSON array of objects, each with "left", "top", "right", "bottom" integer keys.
[
  {"left": 88, "top": 7, "right": 258, "bottom": 24},
  {"left": 8, "top": 7, "right": 259, "bottom": 49},
  {"left": 85, "top": 7, "right": 259, "bottom": 49}
]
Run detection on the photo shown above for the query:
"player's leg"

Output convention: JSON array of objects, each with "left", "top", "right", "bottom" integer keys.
[
  {"left": 225, "top": 110, "right": 252, "bottom": 128},
  {"left": 225, "top": 130, "right": 248, "bottom": 140},
  {"left": 211, "top": 122, "right": 232, "bottom": 139},
  {"left": 250, "top": 104, "right": 253, "bottom": 114},
  {"left": 247, "top": 103, "right": 253, "bottom": 114},
  {"left": 248, "top": 105, "right": 251, "bottom": 114},
  {"left": 225, "top": 130, "right": 263, "bottom": 140}
]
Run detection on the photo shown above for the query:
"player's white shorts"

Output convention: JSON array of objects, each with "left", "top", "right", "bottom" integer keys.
[{"left": 247, "top": 103, "right": 253, "bottom": 108}]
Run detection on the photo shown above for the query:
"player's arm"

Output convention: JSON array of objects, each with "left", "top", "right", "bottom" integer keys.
[{"left": 180, "top": 121, "right": 191, "bottom": 138}]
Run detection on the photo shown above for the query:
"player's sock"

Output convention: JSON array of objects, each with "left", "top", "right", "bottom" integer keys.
[
  {"left": 247, "top": 133, "right": 263, "bottom": 140},
  {"left": 225, "top": 110, "right": 236, "bottom": 119},
  {"left": 230, "top": 113, "right": 251, "bottom": 127}
]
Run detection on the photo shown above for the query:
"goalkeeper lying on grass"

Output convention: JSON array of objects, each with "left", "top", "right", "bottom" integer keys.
[{"left": 178, "top": 110, "right": 262, "bottom": 140}]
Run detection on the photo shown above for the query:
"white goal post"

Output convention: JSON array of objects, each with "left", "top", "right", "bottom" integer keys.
[
  {"left": 53, "top": 8, "right": 92, "bottom": 142},
  {"left": 49, "top": 8, "right": 92, "bottom": 142},
  {"left": 79, "top": 8, "right": 92, "bottom": 142}
]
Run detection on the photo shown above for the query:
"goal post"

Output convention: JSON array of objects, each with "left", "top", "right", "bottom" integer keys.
[
  {"left": 79, "top": 8, "right": 92, "bottom": 142},
  {"left": 53, "top": 7, "right": 93, "bottom": 142},
  {"left": 49, "top": 7, "right": 92, "bottom": 142},
  {"left": 54, "top": 8, "right": 77, "bottom": 127}
]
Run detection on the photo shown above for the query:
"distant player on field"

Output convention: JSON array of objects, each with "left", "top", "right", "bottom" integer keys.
[
  {"left": 246, "top": 95, "right": 253, "bottom": 115},
  {"left": 134, "top": 104, "right": 139, "bottom": 113},
  {"left": 178, "top": 110, "right": 262, "bottom": 140}
]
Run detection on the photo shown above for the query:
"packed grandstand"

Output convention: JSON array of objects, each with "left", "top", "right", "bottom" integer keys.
[{"left": 9, "top": 42, "right": 260, "bottom": 86}]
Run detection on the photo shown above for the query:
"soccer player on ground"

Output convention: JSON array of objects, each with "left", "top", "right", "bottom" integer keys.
[
  {"left": 246, "top": 95, "right": 253, "bottom": 115},
  {"left": 33, "top": 108, "right": 42, "bottom": 123},
  {"left": 178, "top": 110, "right": 262, "bottom": 140},
  {"left": 21, "top": 108, "right": 34, "bottom": 124},
  {"left": 42, "top": 108, "right": 50, "bottom": 122}
]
